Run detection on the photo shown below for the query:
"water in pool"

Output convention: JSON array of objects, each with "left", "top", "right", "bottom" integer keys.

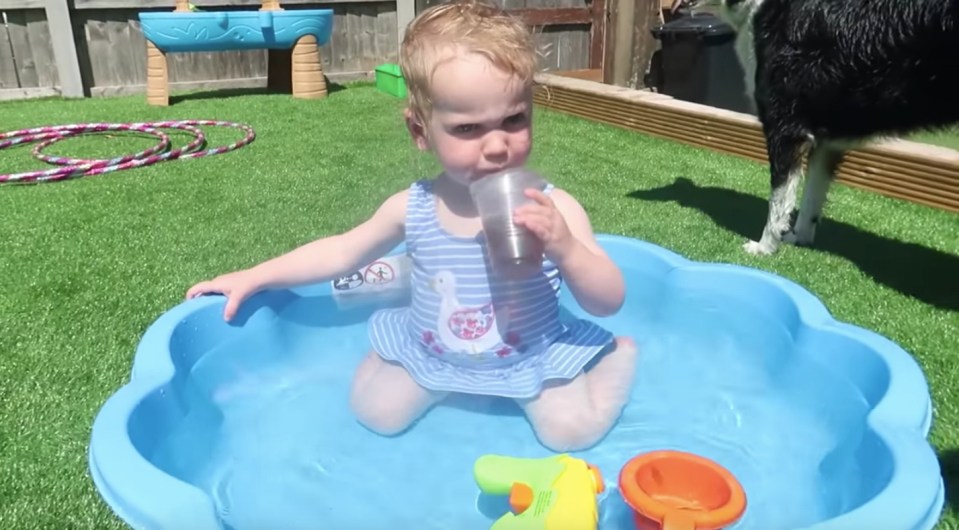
[{"left": 151, "top": 266, "right": 871, "bottom": 529}]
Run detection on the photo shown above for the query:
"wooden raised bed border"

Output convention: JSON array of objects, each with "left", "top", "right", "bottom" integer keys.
[{"left": 533, "top": 73, "right": 959, "bottom": 214}]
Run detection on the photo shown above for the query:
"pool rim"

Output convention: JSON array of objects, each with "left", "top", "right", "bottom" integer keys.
[
  {"left": 137, "top": 8, "right": 336, "bottom": 53},
  {"left": 87, "top": 233, "right": 944, "bottom": 530}
]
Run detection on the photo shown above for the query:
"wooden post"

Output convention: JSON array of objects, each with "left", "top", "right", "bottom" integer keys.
[
  {"left": 630, "top": 0, "right": 661, "bottom": 87},
  {"left": 145, "top": 40, "right": 169, "bottom": 106},
  {"left": 174, "top": 0, "right": 191, "bottom": 12},
  {"left": 396, "top": 0, "right": 416, "bottom": 49},
  {"left": 43, "top": 0, "right": 84, "bottom": 98},
  {"left": 260, "top": 0, "right": 283, "bottom": 10},
  {"left": 589, "top": 0, "right": 607, "bottom": 70},
  {"left": 604, "top": 0, "right": 634, "bottom": 86},
  {"left": 603, "top": 0, "right": 660, "bottom": 88}
]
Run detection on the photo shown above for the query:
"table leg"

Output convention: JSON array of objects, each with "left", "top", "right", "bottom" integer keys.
[
  {"left": 146, "top": 40, "right": 169, "bottom": 106},
  {"left": 291, "top": 35, "right": 327, "bottom": 99}
]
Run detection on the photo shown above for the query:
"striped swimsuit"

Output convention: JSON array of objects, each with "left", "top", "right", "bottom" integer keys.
[{"left": 368, "top": 179, "right": 614, "bottom": 399}]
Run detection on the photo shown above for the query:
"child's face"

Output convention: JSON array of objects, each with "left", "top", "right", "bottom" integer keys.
[{"left": 408, "top": 52, "right": 532, "bottom": 186}]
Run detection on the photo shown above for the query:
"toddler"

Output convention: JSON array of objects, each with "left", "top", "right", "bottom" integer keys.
[{"left": 186, "top": 0, "right": 637, "bottom": 451}]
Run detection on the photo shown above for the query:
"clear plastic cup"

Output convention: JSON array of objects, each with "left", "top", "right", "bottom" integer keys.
[{"left": 469, "top": 168, "right": 549, "bottom": 280}]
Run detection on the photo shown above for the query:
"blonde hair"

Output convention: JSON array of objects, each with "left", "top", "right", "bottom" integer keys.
[{"left": 399, "top": 0, "right": 538, "bottom": 122}]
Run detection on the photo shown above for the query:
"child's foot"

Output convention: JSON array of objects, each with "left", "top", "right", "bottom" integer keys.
[
  {"left": 516, "top": 338, "right": 638, "bottom": 452},
  {"left": 585, "top": 336, "right": 638, "bottom": 419},
  {"left": 350, "top": 351, "right": 447, "bottom": 436}
]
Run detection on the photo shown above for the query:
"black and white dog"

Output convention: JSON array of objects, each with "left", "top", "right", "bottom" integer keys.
[{"left": 700, "top": 0, "right": 959, "bottom": 255}]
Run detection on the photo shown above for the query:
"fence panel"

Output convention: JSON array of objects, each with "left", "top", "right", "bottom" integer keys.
[{"left": 0, "top": 0, "right": 596, "bottom": 101}]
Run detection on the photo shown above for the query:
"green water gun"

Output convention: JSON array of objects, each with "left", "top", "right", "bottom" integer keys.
[{"left": 474, "top": 454, "right": 605, "bottom": 530}]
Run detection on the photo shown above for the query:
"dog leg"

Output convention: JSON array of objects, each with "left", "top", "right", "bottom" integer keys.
[
  {"left": 785, "top": 144, "right": 843, "bottom": 246},
  {"left": 744, "top": 134, "right": 805, "bottom": 255}
]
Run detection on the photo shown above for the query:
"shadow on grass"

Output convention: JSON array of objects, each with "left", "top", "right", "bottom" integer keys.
[
  {"left": 168, "top": 80, "right": 347, "bottom": 105},
  {"left": 628, "top": 177, "right": 959, "bottom": 311},
  {"left": 942, "top": 448, "right": 959, "bottom": 515}
]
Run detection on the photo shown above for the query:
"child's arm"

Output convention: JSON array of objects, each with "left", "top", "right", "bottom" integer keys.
[
  {"left": 187, "top": 189, "right": 408, "bottom": 320},
  {"left": 513, "top": 188, "right": 625, "bottom": 317},
  {"left": 247, "top": 189, "right": 408, "bottom": 289}
]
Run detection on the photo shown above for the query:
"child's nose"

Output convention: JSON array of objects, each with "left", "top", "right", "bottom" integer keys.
[{"left": 482, "top": 132, "right": 508, "bottom": 159}]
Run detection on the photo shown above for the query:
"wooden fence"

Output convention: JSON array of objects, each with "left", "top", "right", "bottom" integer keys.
[
  {"left": 534, "top": 73, "right": 959, "bottom": 213},
  {"left": 0, "top": 0, "right": 608, "bottom": 101}
]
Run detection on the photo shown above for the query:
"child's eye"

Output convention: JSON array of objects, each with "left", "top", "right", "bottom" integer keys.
[
  {"left": 504, "top": 113, "right": 528, "bottom": 127},
  {"left": 453, "top": 124, "right": 478, "bottom": 133}
]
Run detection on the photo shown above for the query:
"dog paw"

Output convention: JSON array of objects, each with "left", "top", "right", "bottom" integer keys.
[{"left": 743, "top": 240, "right": 777, "bottom": 255}]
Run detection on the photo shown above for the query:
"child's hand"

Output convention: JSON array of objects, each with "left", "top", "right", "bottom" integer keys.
[
  {"left": 185, "top": 269, "right": 263, "bottom": 321},
  {"left": 512, "top": 188, "right": 576, "bottom": 263}
]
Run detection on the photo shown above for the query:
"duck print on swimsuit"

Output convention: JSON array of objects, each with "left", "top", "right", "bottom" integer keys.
[{"left": 430, "top": 270, "right": 510, "bottom": 356}]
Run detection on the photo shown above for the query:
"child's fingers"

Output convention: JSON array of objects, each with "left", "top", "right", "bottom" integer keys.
[
  {"left": 513, "top": 209, "right": 549, "bottom": 229},
  {"left": 518, "top": 221, "right": 549, "bottom": 241},
  {"left": 514, "top": 212, "right": 552, "bottom": 240},
  {"left": 513, "top": 200, "right": 552, "bottom": 219},
  {"left": 186, "top": 281, "right": 213, "bottom": 299},
  {"left": 222, "top": 289, "right": 249, "bottom": 322},
  {"left": 523, "top": 188, "right": 553, "bottom": 207}
]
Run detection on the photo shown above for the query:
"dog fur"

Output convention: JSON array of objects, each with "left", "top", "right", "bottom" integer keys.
[{"left": 710, "top": 0, "right": 959, "bottom": 254}]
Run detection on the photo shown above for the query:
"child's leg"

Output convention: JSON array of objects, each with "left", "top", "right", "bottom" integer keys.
[
  {"left": 583, "top": 336, "right": 638, "bottom": 415},
  {"left": 349, "top": 351, "right": 447, "bottom": 436},
  {"left": 516, "top": 337, "right": 637, "bottom": 451}
]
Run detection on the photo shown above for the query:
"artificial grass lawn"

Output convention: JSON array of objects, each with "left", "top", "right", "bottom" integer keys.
[
  {"left": 1, "top": 83, "right": 957, "bottom": 529},
  {"left": 911, "top": 126, "right": 959, "bottom": 151}
]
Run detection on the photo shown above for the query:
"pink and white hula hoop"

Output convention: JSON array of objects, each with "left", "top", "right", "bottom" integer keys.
[{"left": 0, "top": 120, "right": 255, "bottom": 184}]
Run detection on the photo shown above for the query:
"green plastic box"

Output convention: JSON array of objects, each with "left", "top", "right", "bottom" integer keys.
[{"left": 375, "top": 63, "right": 408, "bottom": 98}]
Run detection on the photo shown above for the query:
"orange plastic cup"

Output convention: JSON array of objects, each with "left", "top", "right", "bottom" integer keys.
[{"left": 619, "top": 450, "right": 747, "bottom": 530}]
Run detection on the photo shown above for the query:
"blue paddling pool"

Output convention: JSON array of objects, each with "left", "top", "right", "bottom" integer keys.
[{"left": 88, "top": 234, "right": 944, "bottom": 529}]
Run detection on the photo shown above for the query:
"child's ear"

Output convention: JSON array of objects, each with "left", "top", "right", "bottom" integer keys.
[{"left": 404, "top": 108, "right": 429, "bottom": 151}]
